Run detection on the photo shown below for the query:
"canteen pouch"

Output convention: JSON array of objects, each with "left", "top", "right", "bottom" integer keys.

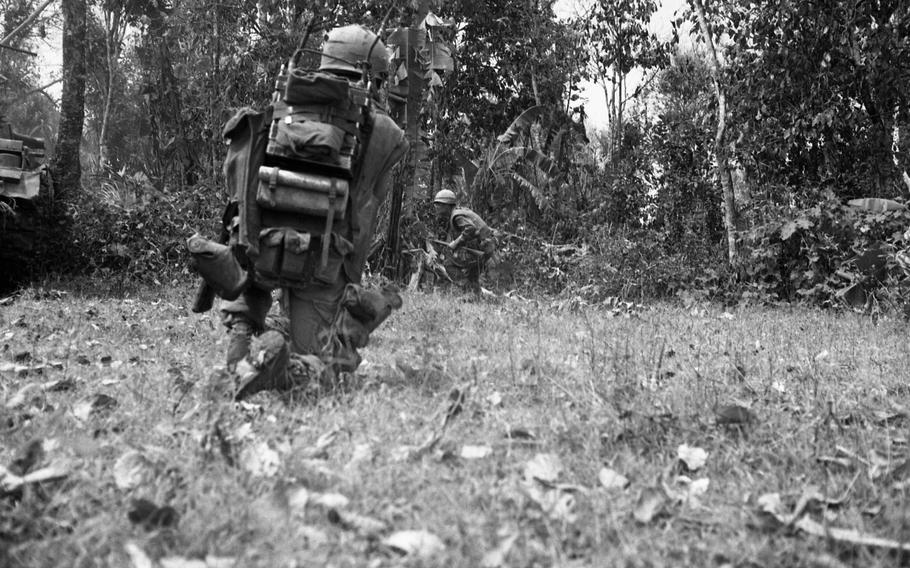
[
  {"left": 281, "top": 229, "right": 314, "bottom": 282},
  {"left": 255, "top": 227, "right": 285, "bottom": 279}
]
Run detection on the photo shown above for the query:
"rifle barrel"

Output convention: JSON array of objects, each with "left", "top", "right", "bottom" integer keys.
[{"left": 0, "top": 43, "right": 37, "bottom": 56}]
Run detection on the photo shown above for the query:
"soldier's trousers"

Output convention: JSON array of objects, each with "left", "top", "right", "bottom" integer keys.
[{"left": 221, "top": 277, "right": 348, "bottom": 356}]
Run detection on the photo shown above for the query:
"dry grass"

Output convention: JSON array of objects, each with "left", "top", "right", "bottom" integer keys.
[{"left": 2, "top": 281, "right": 910, "bottom": 567}]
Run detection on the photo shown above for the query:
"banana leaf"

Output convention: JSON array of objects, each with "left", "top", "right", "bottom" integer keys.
[{"left": 847, "top": 198, "right": 907, "bottom": 212}]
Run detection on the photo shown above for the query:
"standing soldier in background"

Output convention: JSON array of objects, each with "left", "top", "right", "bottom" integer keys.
[
  {"left": 432, "top": 189, "right": 496, "bottom": 296},
  {"left": 189, "top": 24, "right": 408, "bottom": 398}
]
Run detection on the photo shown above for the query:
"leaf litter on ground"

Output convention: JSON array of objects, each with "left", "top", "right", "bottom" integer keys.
[
  {"left": 633, "top": 487, "right": 667, "bottom": 524},
  {"left": 113, "top": 449, "right": 157, "bottom": 490},
  {"left": 677, "top": 444, "right": 708, "bottom": 471},
  {"left": 598, "top": 467, "right": 630, "bottom": 491},
  {"left": 383, "top": 529, "right": 446, "bottom": 559}
]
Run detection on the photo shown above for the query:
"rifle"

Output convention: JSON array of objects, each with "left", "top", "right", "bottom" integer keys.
[
  {"left": 191, "top": 201, "right": 239, "bottom": 313},
  {"left": 430, "top": 239, "right": 484, "bottom": 257}
]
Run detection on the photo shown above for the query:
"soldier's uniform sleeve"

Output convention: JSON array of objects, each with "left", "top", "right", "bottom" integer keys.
[
  {"left": 342, "top": 113, "right": 409, "bottom": 282},
  {"left": 452, "top": 213, "right": 481, "bottom": 242},
  {"left": 369, "top": 114, "right": 409, "bottom": 203}
]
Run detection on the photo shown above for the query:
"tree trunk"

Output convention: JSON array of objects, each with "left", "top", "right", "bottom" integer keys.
[
  {"left": 891, "top": 105, "right": 910, "bottom": 196},
  {"left": 0, "top": 0, "right": 54, "bottom": 47},
  {"left": 144, "top": 4, "right": 198, "bottom": 188},
  {"left": 98, "top": 9, "right": 123, "bottom": 172},
  {"left": 691, "top": 0, "right": 737, "bottom": 264},
  {"left": 53, "top": 0, "right": 87, "bottom": 201},
  {"left": 385, "top": 0, "right": 430, "bottom": 279}
]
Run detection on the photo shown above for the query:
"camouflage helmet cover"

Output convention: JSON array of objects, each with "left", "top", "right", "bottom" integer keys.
[
  {"left": 433, "top": 189, "right": 456, "bottom": 205},
  {"left": 319, "top": 24, "right": 390, "bottom": 76}
]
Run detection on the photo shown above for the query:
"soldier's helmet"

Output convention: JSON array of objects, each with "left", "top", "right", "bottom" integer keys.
[
  {"left": 319, "top": 25, "right": 390, "bottom": 78},
  {"left": 433, "top": 189, "right": 457, "bottom": 205}
]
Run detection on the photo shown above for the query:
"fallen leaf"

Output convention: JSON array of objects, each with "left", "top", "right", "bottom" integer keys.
[
  {"left": 124, "top": 541, "right": 155, "bottom": 568},
  {"left": 524, "top": 453, "right": 563, "bottom": 484},
  {"left": 296, "top": 524, "right": 329, "bottom": 547},
  {"left": 72, "top": 393, "right": 118, "bottom": 421},
  {"left": 392, "top": 426, "right": 446, "bottom": 462},
  {"left": 817, "top": 455, "right": 853, "bottom": 469},
  {"left": 715, "top": 404, "right": 757, "bottom": 425},
  {"left": 127, "top": 498, "right": 180, "bottom": 530},
  {"left": 202, "top": 557, "right": 236, "bottom": 568},
  {"left": 5, "top": 383, "right": 45, "bottom": 409},
  {"left": 327, "top": 508, "right": 388, "bottom": 537},
  {"left": 384, "top": 529, "right": 446, "bottom": 558},
  {"left": 460, "top": 445, "right": 493, "bottom": 460},
  {"left": 249, "top": 489, "right": 289, "bottom": 527},
  {"left": 311, "top": 492, "right": 350, "bottom": 509},
  {"left": 306, "top": 427, "right": 343, "bottom": 458},
  {"left": 160, "top": 557, "right": 207, "bottom": 568},
  {"left": 677, "top": 444, "right": 708, "bottom": 471},
  {"left": 505, "top": 428, "right": 536, "bottom": 441},
  {"left": 344, "top": 443, "right": 374, "bottom": 472},
  {"left": 633, "top": 487, "right": 666, "bottom": 524},
  {"left": 862, "top": 503, "right": 883, "bottom": 517},
  {"left": 42, "top": 378, "right": 77, "bottom": 392},
  {"left": 390, "top": 445, "right": 418, "bottom": 462},
  {"left": 0, "top": 461, "right": 69, "bottom": 494},
  {"left": 230, "top": 423, "right": 253, "bottom": 442},
  {"left": 598, "top": 467, "right": 630, "bottom": 491},
  {"left": 551, "top": 491, "right": 578, "bottom": 523},
  {"left": 480, "top": 532, "right": 519, "bottom": 568},
  {"left": 239, "top": 440, "right": 280, "bottom": 477},
  {"left": 9, "top": 439, "right": 45, "bottom": 476},
  {"left": 287, "top": 486, "right": 310, "bottom": 516},
  {"left": 666, "top": 476, "right": 710, "bottom": 504},
  {"left": 757, "top": 492, "right": 784, "bottom": 516},
  {"left": 688, "top": 477, "right": 710, "bottom": 497},
  {"left": 113, "top": 450, "right": 155, "bottom": 490}
]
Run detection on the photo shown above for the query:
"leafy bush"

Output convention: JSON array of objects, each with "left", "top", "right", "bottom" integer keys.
[
  {"left": 737, "top": 190, "right": 910, "bottom": 307},
  {"left": 490, "top": 224, "right": 729, "bottom": 303},
  {"left": 48, "top": 170, "right": 225, "bottom": 287}
]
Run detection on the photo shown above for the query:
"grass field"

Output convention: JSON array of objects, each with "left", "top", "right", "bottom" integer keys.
[{"left": 2, "top": 281, "right": 910, "bottom": 567}]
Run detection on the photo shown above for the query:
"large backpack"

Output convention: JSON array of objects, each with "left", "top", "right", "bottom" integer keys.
[{"left": 230, "top": 57, "right": 374, "bottom": 290}]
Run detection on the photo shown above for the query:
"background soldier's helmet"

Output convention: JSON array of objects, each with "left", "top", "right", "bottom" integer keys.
[
  {"left": 433, "top": 189, "right": 456, "bottom": 205},
  {"left": 319, "top": 25, "right": 390, "bottom": 77}
]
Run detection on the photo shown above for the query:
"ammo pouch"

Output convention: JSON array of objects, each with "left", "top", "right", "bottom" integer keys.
[
  {"left": 254, "top": 227, "right": 352, "bottom": 289},
  {"left": 187, "top": 234, "right": 249, "bottom": 300}
]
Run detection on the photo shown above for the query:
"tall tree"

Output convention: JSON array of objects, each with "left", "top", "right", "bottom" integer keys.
[
  {"left": 713, "top": 0, "right": 910, "bottom": 200},
  {"left": 94, "top": 0, "right": 130, "bottom": 171},
  {"left": 584, "top": 0, "right": 667, "bottom": 165},
  {"left": 53, "top": 0, "right": 87, "bottom": 200},
  {"left": 689, "top": 0, "right": 737, "bottom": 263}
]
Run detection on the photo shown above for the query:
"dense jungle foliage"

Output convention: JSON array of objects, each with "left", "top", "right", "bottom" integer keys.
[{"left": 2, "top": 0, "right": 909, "bottom": 309}]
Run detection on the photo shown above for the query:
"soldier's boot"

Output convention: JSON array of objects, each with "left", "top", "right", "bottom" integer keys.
[
  {"left": 235, "top": 331, "right": 289, "bottom": 400},
  {"left": 226, "top": 321, "right": 254, "bottom": 371},
  {"left": 288, "top": 353, "right": 329, "bottom": 391}
]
